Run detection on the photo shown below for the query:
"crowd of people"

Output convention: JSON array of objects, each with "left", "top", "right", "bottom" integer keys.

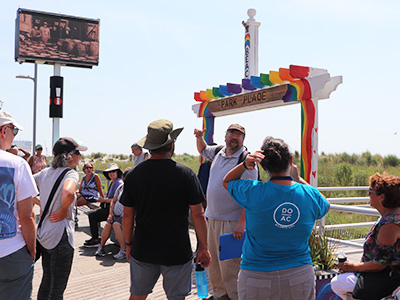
[{"left": 1, "top": 109, "right": 400, "bottom": 300}]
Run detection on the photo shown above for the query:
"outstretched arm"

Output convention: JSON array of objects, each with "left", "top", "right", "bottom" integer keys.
[{"left": 194, "top": 128, "right": 207, "bottom": 154}]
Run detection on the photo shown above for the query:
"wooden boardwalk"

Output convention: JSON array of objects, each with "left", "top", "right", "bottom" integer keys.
[
  {"left": 32, "top": 207, "right": 363, "bottom": 300},
  {"left": 32, "top": 208, "right": 208, "bottom": 300}
]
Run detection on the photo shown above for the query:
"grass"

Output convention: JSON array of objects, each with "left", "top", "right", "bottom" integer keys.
[{"left": 80, "top": 151, "right": 393, "bottom": 239}]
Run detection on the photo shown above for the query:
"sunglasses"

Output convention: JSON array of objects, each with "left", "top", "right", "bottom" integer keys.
[
  {"left": 6, "top": 126, "right": 19, "bottom": 136},
  {"left": 368, "top": 188, "right": 381, "bottom": 196},
  {"left": 70, "top": 150, "right": 81, "bottom": 156},
  {"left": 84, "top": 166, "right": 93, "bottom": 170}
]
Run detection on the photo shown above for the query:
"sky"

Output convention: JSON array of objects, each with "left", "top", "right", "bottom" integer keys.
[{"left": 1, "top": 0, "right": 399, "bottom": 157}]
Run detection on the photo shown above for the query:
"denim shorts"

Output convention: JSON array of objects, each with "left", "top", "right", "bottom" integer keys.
[{"left": 129, "top": 257, "right": 193, "bottom": 300}]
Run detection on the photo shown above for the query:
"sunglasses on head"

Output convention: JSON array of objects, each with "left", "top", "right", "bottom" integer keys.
[{"left": 6, "top": 126, "right": 19, "bottom": 136}]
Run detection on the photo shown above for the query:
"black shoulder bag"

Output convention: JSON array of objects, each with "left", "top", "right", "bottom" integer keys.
[{"left": 35, "top": 168, "right": 70, "bottom": 262}]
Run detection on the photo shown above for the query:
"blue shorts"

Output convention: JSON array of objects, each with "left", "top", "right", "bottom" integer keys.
[
  {"left": 129, "top": 257, "right": 193, "bottom": 300},
  {"left": 82, "top": 195, "right": 97, "bottom": 203}
]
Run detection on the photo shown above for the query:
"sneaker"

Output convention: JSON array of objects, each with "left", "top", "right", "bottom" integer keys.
[
  {"left": 84, "top": 238, "right": 100, "bottom": 247},
  {"left": 85, "top": 237, "right": 101, "bottom": 243},
  {"left": 95, "top": 246, "right": 106, "bottom": 257},
  {"left": 113, "top": 250, "right": 126, "bottom": 260}
]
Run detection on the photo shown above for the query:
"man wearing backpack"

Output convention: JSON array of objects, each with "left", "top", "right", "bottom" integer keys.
[{"left": 194, "top": 124, "right": 258, "bottom": 300}]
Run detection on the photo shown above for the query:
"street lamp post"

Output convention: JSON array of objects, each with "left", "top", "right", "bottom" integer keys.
[{"left": 16, "top": 63, "right": 38, "bottom": 156}]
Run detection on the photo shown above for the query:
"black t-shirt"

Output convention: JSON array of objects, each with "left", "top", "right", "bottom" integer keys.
[{"left": 120, "top": 159, "right": 205, "bottom": 265}]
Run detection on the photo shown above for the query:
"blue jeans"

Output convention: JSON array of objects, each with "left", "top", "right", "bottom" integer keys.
[{"left": 38, "top": 230, "right": 74, "bottom": 300}]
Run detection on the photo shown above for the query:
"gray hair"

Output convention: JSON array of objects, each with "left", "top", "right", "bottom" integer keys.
[
  {"left": 50, "top": 152, "right": 72, "bottom": 168},
  {"left": 131, "top": 143, "right": 142, "bottom": 151}
]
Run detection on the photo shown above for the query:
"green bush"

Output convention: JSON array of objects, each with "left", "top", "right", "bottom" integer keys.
[
  {"left": 91, "top": 152, "right": 106, "bottom": 159},
  {"left": 352, "top": 170, "right": 368, "bottom": 186},
  {"left": 383, "top": 155, "right": 399, "bottom": 167},
  {"left": 334, "top": 163, "right": 353, "bottom": 186}
]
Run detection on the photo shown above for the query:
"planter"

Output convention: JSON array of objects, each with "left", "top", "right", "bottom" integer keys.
[{"left": 315, "top": 269, "right": 340, "bottom": 300}]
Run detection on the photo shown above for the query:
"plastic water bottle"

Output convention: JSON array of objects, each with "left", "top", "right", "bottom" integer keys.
[{"left": 195, "top": 264, "right": 208, "bottom": 299}]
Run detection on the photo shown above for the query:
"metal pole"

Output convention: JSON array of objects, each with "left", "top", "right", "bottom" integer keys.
[
  {"left": 52, "top": 64, "right": 61, "bottom": 146},
  {"left": 32, "top": 63, "right": 37, "bottom": 156}
]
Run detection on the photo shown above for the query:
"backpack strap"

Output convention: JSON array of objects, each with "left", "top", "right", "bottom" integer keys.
[
  {"left": 37, "top": 168, "right": 70, "bottom": 229},
  {"left": 214, "top": 145, "right": 224, "bottom": 157}
]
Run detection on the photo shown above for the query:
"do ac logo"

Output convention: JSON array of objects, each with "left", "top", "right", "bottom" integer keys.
[{"left": 273, "top": 202, "right": 300, "bottom": 229}]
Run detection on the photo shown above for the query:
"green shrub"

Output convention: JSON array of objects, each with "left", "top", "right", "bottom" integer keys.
[
  {"left": 383, "top": 155, "right": 399, "bottom": 167},
  {"left": 92, "top": 152, "right": 106, "bottom": 159},
  {"left": 352, "top": 170, "right": 368, "bottom": 186},
  {"left": 334, "top": 163, "right": 353, "bottom": 186}
]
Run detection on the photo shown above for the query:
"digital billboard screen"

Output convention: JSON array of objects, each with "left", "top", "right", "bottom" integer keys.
[{"left": 15, "top": 8, "right": 100, "bottom": 68}]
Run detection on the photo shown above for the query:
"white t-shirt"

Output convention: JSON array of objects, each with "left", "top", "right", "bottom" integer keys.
[
  {"left": 34, "top": 167, "right": 79, "bottom": 249},
  {"left": 0, "top": 149, "right": 38, "bottom": 258}
]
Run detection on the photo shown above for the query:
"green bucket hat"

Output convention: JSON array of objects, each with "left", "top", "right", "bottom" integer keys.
[{"left": 137, "top": 119, "right": 183, "bottom": 150}]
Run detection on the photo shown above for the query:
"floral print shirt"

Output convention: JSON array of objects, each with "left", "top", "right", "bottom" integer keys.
[{"left": 362, "top": 213, "right": 400, "bottom": 266}]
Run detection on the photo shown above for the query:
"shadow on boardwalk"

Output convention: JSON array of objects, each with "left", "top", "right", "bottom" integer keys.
[{"left": 33, "top": 210, "right": 209, "bottom": 300}]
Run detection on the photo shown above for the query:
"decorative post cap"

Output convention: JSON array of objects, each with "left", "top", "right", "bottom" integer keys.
[{"left": 247, "top": 8, "right": 256, "bottom": 21}]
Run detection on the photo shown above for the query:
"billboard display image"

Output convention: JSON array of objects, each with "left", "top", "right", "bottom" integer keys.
[{"left": 15, "top": 8, "right": 100, "bottom": 68}]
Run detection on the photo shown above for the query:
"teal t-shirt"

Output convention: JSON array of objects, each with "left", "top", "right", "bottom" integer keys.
[{"left": 228, "top": 180, "right": 329, "bottom": 272}]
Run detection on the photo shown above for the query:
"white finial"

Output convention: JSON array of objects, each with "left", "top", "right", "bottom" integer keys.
[{"left": 247, "top": 8, "right": 256, "bottom": 19}]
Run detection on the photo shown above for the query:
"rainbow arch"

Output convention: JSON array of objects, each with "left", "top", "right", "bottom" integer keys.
[{"left": 193, "top": 65, "right": 339, "bottom": 182}]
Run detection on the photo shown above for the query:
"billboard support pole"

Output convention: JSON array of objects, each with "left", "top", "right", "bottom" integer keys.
[
  {"left": 52, "top": 63, "right": 61, "bottom": 146},
  {"left": 33, "top": 63, "right": 37, "bottom": 155}
]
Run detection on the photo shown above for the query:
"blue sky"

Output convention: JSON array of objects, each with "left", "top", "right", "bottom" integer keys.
[{"left": 1, "top": 0, "right": 399, "bottom": 157}]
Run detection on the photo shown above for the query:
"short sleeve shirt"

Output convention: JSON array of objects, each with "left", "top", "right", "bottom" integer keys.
[
  {"left": 34, "top": 167, "right": 79, "bottom": 249},
  {"left": 121, "top": 159, "right": 205, "bottom": 265},
  {"left": 229, "top": 180, "right": 329, "bottom": 272},
  {"left": 202, "top": 145, "right": 258, "bottom": 221},
  {"left": 0, "top": 150, "right": 38, "bottom": 258}
]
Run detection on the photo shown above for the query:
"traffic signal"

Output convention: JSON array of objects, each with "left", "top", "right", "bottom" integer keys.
[{"left": 49, "top": 76, "right": 63, "bottom": 118}]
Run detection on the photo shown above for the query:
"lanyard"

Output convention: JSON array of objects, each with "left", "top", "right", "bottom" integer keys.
[{"left": 269, "top": 176, "right": 293, "bottom": 181}]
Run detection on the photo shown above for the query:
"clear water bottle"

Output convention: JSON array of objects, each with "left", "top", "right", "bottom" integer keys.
[{"left": 195, "top": 264, "right": 208, "bottom": 299}]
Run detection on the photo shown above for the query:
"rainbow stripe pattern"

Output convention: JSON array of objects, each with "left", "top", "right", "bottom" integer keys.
[
  {"left": 193, "top": 65, "right": 338, "bottom": 182},
  {"left": 244, "top": 33, "right": 250, "bottom": 48}
]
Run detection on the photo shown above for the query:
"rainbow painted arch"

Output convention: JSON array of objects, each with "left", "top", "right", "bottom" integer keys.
[{"left": 192, "top": 64, "right": 342, "bottom": 184}]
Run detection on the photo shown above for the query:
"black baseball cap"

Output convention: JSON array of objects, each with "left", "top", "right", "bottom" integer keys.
[{"left": 53, "top": 137, "right": 88, "bottom": 155}]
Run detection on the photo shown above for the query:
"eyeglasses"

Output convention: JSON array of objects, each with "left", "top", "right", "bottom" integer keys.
[
  {"left": 6, "top": 126, "right": 19, "bottom": 136},
  {"left": 368, "top": 188, "right": 381, "bottom": 196},
  {"left": 226, "top": 131, "right": 244, "bottom": 138},
  {"left": 70, "top": 150, "right": 81, "bottom": 156}
]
